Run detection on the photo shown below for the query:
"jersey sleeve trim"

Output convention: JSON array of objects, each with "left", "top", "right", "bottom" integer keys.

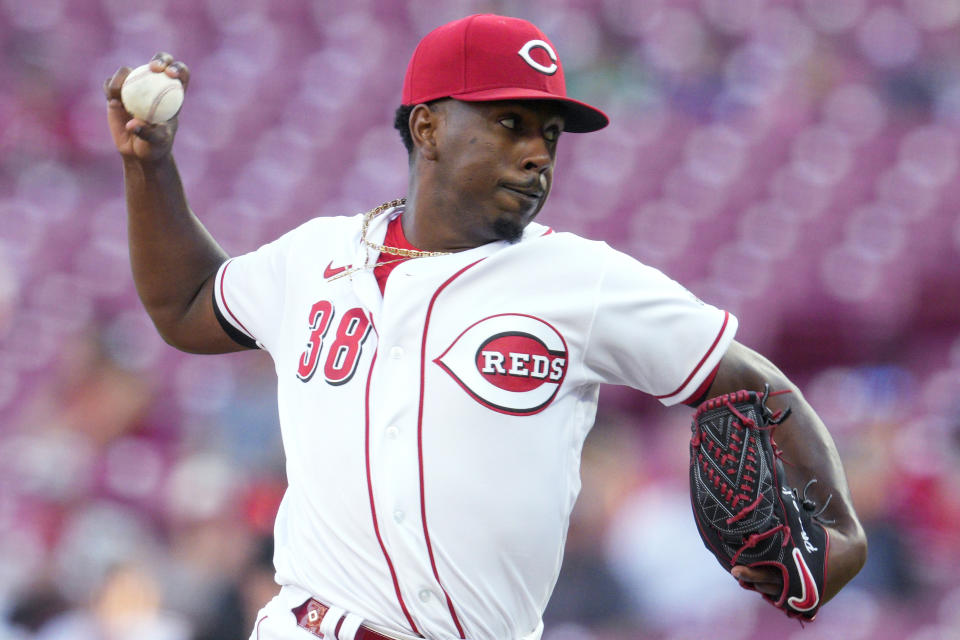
[
  {"left": 654, "top": 310, "right": 737, "bottom": 406},
  {"left": 682, "top": 361, "right": 720, "bottom": 407},
  {"left": 212, "top": 259, "right": 261, "bottom": 350}
]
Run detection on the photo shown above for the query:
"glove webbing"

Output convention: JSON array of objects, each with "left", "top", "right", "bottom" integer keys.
[{"left": 692, "top": 386, "right": 792, "bottom": 539}]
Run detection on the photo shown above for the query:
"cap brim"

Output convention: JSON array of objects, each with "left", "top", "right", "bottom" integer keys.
[{"left": 449, "top": 87, "right": 609, "bottom": 133}]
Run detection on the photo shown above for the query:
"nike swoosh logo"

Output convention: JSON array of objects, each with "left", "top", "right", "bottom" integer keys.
[
  {"left": 324, "top": 261, "right": 351, "bottom": 279},
  {"left": 786, "top": 547, "right": 820, "bottom": 612}
]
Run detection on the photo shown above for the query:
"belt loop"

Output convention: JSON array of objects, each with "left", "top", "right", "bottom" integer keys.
[
  {"left": 319, "top": 605, "right": 346, "bottom": 639},
  {"left": 337, "top": 613, "right": 364, "bottom": 640}
]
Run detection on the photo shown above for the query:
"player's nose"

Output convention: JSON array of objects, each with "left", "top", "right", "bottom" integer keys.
[{"left": 520, "top": 137, "right": 553, "bottom": 174}]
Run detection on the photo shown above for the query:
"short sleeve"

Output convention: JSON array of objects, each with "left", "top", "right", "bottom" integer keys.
[
  {"left": 212, "top": 229, "right": 298, "bottom": 352},
  {"left": 583, "top": 247, "right": 738, "bottom": 406}
]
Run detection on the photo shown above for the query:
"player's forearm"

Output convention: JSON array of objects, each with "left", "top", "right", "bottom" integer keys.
[
  {"left": 766, "top": 386, "right": 867, "bottom": 602},
  {"left": 711, "top": 343, "right": 867, "bottom": 601},
  {"left": 124, "top": 154, "right": 228, "bottom": 341}
]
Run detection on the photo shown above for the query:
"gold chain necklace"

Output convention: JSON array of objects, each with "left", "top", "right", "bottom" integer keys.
[
  {"left": 327, "top": 198, "right": 451, "bottom": 281},
  {"left": 359, "top": 198, "right": 450, "bottom": 258}
]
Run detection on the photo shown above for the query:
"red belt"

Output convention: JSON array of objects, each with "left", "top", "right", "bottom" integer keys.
[{"left": 292, "top": 598, "right": 406, "bottom": 640}]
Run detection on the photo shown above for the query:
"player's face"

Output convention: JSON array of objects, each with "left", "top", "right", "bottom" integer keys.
[{"left": 434, "top": 99, "right": 564, "bottom": 245}]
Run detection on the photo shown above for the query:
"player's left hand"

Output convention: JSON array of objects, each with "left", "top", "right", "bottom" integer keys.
[{"left": 689, "top": 387, "right": 831, "bottom": 619}]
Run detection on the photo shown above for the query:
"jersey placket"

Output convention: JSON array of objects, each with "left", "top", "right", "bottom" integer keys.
[{"left": 363, "top": 265, "right": 465, "bottom": 639}]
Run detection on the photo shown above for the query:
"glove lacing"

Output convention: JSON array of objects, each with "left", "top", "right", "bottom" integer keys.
[{"left": 696, "top": 385, "right": 836, "bottom": 566}]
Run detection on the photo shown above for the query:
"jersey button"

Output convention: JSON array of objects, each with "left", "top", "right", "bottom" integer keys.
[
  {"left": 389, "top": 346, "right": 404, "bottom": 359},
  {"left": 393, "top": 509, "right": 404, "bottom": 523},
  {"left": 386, "top": 426, "right": 399, "bottom": 439},
  {"left": 418, "top": 589, "right": 432, "bottom": 603}
]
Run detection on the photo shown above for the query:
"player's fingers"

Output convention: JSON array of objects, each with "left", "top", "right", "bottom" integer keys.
[
  {"left": 731, "top": 566, "right": 782, "bottom": 597},
  {"left": 105, "top": 69, "right": 134, "bottom": 140},
  {"left": 104, "top": 66, "right": 131, "bottom": 100},
  {"left": 730, "top": 566, "right": 779, "bottom": 583},
  {"left": 107, "top": 94, "right": 129, "bottom": 119},
  {"left": 126, "top": 119, "right": 175, "bottom": 146},
  {"left": 149, "top": 51, "right": 175, "bottom": 72},
  {"left": 737, "top": 579, "right": 781, "bottom": 597},
  {"left": 758, "top": 585, "right": 781, "bottom": 597},
  {"left": 166, "top": 60, "right": 190, "bottom": 90}
]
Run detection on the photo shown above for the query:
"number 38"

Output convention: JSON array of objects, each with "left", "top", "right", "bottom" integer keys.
[{"left": 296, "top": 301, "right": 372, "bottom": 385}]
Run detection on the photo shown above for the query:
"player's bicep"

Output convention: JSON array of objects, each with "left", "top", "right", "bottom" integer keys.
[
  {"left": 171, "top": 274, "right": 256, "bottom": 354},
  {"left": 706, "top": 341, "right": 793, "bottom": 398}
]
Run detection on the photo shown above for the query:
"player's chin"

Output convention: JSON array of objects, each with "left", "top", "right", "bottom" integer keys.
[
  {"left": 493, "top": 195, "right": 543, "bottom": 241},
  {"left": 492, "top": 216, "right": 526, "bottom": 243}
]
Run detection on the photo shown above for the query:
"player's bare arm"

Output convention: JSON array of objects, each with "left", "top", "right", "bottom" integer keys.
[
  {"left": 105, "top": 52, "right": 245, "bottom": 354},
  {"left": 706, "top": 340, "right": 868, "bottom": 604}
]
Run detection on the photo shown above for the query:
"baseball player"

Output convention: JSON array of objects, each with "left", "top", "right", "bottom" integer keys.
[{"left": 104, "top": 14, "right": 866, "bottom": 640}]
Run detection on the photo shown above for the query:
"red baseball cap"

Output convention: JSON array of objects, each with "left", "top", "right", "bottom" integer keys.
[{"left": 402, "top": 14, "right": 609, "bottom": 133}]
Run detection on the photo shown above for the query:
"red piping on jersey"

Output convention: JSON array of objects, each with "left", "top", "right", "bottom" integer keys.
[
  {"left": 218, "top": 260, "right": 256, "bottom": 340},
  {"left": 416, "top": 259, "right": 486, "bottom": 639},
  {"left": 541, "top": 227, "right": 554, "bottom": 236},
  {"left": 683, "top": 362, "right": 720, "bottom": 407},
  {"left": 255, "top": 615, "right": 268, "bottom": 639},
  {"left": 364, "top": 347, "right": 422, "bottom": 636},
  {"left": 654, "top": 310, "right": 731, "bottom": 401}
]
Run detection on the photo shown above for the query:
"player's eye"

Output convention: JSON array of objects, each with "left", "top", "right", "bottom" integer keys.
[
  {"left": 544, "top": 126, "right": 560, "bottom": 142},
  {"left": 499, "top": 117, "right": 519, "bottom": 131}
]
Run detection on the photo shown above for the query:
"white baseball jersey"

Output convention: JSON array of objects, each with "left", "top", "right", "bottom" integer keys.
[{"left": 213, "top": 204, "right": 737, "bottom": 640}]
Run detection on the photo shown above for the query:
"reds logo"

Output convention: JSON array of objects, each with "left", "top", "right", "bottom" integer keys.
[
  {"left": 435, "top": 314, "right": 568, "bottom": 415},
  {"left": 518, "top": 39, "right": 558, "bottom": 75}
]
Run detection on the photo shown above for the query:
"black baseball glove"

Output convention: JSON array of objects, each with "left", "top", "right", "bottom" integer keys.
[{"left": 689, "top": 385, "right": 830, "bottom": 620}]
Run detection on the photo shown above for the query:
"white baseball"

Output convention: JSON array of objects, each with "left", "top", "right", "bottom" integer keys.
[{"left": 120, "top": 63, "right": 185, "bottom": 124}]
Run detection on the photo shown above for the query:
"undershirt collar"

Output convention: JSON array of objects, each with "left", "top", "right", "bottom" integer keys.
[{"left": 374, "top": 214, "right": 418, "bottom": 294}]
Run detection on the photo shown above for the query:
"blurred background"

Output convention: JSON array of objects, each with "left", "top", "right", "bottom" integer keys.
[{"left": 1, "top": 0, "right": 959, "bottom": 638}]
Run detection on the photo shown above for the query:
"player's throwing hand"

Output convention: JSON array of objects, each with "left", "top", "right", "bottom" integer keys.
[{"left": 104, "top": 52, "right": 189, "bottom": 162}]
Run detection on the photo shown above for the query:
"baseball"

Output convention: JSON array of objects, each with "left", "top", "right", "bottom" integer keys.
[{"left": 120, "top": 63, "right": 184, "bottom": 124}]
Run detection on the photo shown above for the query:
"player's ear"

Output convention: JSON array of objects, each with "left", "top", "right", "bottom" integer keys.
[{"left": 410, "top": 103, "right": 440, "bottom": 161}]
